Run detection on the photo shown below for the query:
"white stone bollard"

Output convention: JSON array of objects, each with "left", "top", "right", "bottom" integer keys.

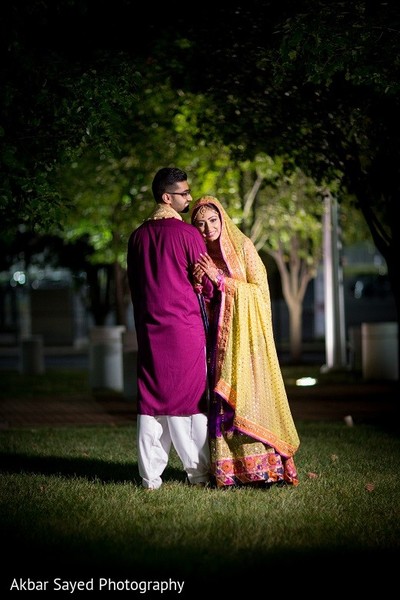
[
  {"left": 361, "top": 322, "right": 399, "bottom": 381},
  {"left": 89, "top": 326, "right": 126, "bottom": 391}
]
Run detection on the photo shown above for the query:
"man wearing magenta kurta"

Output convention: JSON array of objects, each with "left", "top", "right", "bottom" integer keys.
[{"left": 127, "top": 167, "right": 213, "bottom": 489}]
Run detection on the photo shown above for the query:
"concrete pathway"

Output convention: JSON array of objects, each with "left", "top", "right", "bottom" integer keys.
[{"left": 1, "top": 381, "right": 398, "bottom": 430}]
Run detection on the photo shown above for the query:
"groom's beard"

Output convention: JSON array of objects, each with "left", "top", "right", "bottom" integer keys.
[{"left": 182, "top": 205, "right": 190, "bottom": 214}]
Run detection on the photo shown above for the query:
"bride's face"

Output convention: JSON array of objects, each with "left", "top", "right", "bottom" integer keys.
[{"left": 193, "top": 207, "right": 222, "bottom": 243}]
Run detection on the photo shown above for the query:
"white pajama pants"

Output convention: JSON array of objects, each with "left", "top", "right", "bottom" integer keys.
[{"left": 137, "top": 413, "right": 210, "bottom": 489}]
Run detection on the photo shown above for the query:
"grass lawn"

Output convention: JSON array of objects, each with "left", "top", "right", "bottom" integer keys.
[
  {"left": 1, "top": 419, "right": 400, "bottom": 596},
  {"left": 1, "top": 366, "right": 399, "bottom": 595}
]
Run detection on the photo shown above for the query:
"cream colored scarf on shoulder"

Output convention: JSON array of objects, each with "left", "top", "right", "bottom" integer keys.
[{"left": 146, "top": 204, "right": 183, "bottom": 221}]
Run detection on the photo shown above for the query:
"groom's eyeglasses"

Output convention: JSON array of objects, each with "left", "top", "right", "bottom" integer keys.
[{"left": 166, "top": 190, "right": 192, "bottom": 198}]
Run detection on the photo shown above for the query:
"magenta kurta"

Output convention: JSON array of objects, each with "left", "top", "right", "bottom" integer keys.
[{"left": 127, "top": 217, "right": 210, "bottom": 416}]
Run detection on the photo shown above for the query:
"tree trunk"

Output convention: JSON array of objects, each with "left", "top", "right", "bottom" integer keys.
[
  {"left": 114, "top": 262, "right": 130, "bottom": 327},
  {"left": 287, "top": 300, "right": 303, "bottom": 363}
]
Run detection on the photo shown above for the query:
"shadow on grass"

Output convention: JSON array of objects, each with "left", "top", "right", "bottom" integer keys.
[{"left": 0, "top": 452, "right": 186, "bottom": 485}]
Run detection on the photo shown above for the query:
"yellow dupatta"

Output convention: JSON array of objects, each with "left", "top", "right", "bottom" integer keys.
[{"left": 192, "top": 196, "right": 300, "bottom": 458}]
